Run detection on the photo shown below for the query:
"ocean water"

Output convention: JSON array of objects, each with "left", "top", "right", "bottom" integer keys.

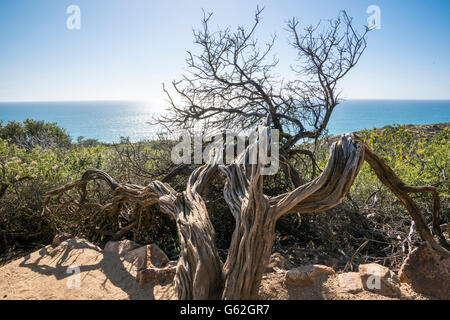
[{"left": 0, "top": 100, "right": 449, "bottom": 143}]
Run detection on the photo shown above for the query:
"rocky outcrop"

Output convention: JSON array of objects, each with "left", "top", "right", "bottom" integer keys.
[
  {"left": 398, "top": 244, "right": 450, "bottom": 300},
  {"left": 103, "top": 240, "right": 141, "bottom": 256},
  {"left": 135, "top": 245, "right": 176, "bottom": 285},
  {"left": 124, "top": 244, "right": 170, "bottom": 269},
  {"left": 359, "top": 263, "right": 401, "bottom": 298},
  {"left": 285, "top": 264, "right": 335, "bottom": 286},
  {"left": 136, "top": 263, "right": 176, "bottom": 285},
  {"left": 49, "top": 237, "right": 101, "bottom": 257}
]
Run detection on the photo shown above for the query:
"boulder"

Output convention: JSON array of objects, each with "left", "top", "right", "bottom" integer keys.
[
  {"left": 124, "top": 244, "right": 170, "bottom": 269},
  {"left": 136, "top": 264, "right": 176, "bottom": 285},
  {"left": 359, "top": 263, "right": 401, "bottom": 297},
  {"left": 265, "top": 253, "right": 294, "bottom": 272},
  {"left": 336, "top": 272, "right": 364, "bottom": 294},
  {"left": 285, "top": 264, "right": 335, "bottom": 286},
  {"left": 49, "top": 237, "right": 101, "bottom": 257},
  {"left": 398, "top": 244, "right": 450, "bottom": 300},
  {"left": 103, "top": 240, "right": 141, "bottom": 256},
  {"left": 146, "top": 244, "right": 170, "bottom": 268},
  {"left": 124, "top": 244, "right": 174, "bottom": 285},
  {"left": 123, "top": 246, "right": 147, "bottom": 269},
  {"left": 52, "top": 232, "right": 73, "bottom": 246}
]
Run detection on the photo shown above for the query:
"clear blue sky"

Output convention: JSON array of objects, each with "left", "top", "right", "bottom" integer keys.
[{"left": 1, "top": 0, "right": 449, "bottom": 108}]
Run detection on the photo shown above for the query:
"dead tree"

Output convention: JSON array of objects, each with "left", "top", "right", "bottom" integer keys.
[
  {"left": 153, "top": 7, "right": 369, "bottom": 186},
  {"left": 42, "top": 8, "right": 449, "bottom": 300},
  {"left": 43, "top": 119, "right": 449, "bottom": 300}
]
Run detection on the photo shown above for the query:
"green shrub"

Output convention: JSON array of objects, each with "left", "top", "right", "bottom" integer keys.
[
  {"left": 0, "top": 119, "right": 72, "bottom": 151},
  {"left": 352, "top": 125, "right": 449, "bottom": 210},
  {"left": 0, "top": 134, "right": 107, "bottom": 262}
]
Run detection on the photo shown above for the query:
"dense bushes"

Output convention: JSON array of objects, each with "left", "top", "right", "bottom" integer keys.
[
  {"left": 0, "top": 119, "right": 72, "bottom": 151},
  {"left": 0, "top": 131, "right": 107, "bottom": 263},
  {"left": 356, "top": 125, "right": 449, "bottom": 201},
  {"left": 0, "top": 120, "right": 448, "bottom": 269}
]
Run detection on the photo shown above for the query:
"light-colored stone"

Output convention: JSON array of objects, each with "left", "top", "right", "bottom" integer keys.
[
  {"left": 136, "top": 265, "right": 176, "bottom": 285},
  {"left": 285, "top": 264, "right": 335, "bottom": 286},
  {"left": 103, "top": 240, "right": 141, "bottom": 256},
  {"left": 124, "top": 244, "right": 170, "bottom": 269},
  {"left": 49, "top": 237, "right": 100, "bottom": 257},
  {"left": 359, "top": 263, "right": 401, "bottom": 298},
  {"left": 265, "top": 253, "right": 294, "bottom": 273},
  {"left": 124, "top": 244, "right": 173, "bottom": 285},
  {"left": 336, "top": 272, "right": 364, "bottom": 294},
  {"left": 123, "top": 246, "right": 147, "bottom": 269},
  {"left": 398, "top": 244, "right": 450, "bottom": 300},
  {"left": 146, "top": 244, "right": 170, "bottom": 268}
]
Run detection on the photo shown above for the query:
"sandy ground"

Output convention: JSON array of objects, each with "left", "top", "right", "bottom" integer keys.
[
  {"left": 0, "top": 238, "right": 429, "bottom": 300},
  {"left": 0, "top": 238, "right": 176, "bottom": 300},
  {"left": 258, "top": 270, "right": 429, "bottom": 300}
]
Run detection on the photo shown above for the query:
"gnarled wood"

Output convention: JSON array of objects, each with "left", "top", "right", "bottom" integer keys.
[
  {"left": 42, "top": 161, "right": 224, "bottom": 300},
  {"left": 220, "top": 131, "right": 274, "bottom": 299},
  {"left": 172, "top": 152, "right": 224, "bottom": 299},
  {"left": 43, "top": 123, "right": 449, "bottom": 300}
]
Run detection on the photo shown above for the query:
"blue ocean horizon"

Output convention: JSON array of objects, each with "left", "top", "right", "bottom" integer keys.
[{"left": 0, "top": 99, "right": 449, "bottom": 143}]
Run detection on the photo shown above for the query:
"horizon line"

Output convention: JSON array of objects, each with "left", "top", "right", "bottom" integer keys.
[{"left": 1, "top": 98, "right": 450, "bottom": 104}]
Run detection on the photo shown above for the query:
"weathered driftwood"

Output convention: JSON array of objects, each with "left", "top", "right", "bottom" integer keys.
[{"left": 42, "top": 121, "right": 449, "bottom": 300}]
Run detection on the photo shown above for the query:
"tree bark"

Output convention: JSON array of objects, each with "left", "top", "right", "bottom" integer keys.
[
  {"left": 220, "top": 157, "right": 275, "bottom": 299},
  {"left": 172, "top": 160, "right": 224, "bottom": 300}
]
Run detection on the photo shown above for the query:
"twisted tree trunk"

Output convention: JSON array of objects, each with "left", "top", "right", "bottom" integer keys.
[
  {"left": 220, "top": 150, "right": 274, "bottom": 299},
  {"left": 43, "top": 121, "right": 449, "bottom": 300},
  {"left": 171, "top": 158, "right": 224, "bottom": 299}
]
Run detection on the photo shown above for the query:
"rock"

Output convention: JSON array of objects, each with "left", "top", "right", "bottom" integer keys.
[
  {"left": 52, "top": 232, "right": 73, "bottom": 246},
  {"left": 336, "top": 272, "right": 364, "bottom": 294},
  {"left": 398, "top": 244, "right": 450, "bottom": 300},
  {"left": 103, "top": 240, "right": 141, "bottom": 256},
  {"left": 265, "top": 253, "right": 294, "bottom": 272},
  {"left": 359, "top": 263, "right": 402, "bottom": 297},
  {"left": 285, "top": 264, "right": 335, "bottom": 286},
  {"left": 146, "top": 244, "right": 170, "bottom": 268},
  {"left": 136, "top": 265, "right": 176, "bottom": 285},
  {"left": 125, "top": 244, "right": 173, "bottom": 285},
  {"left": 49, "top": 237, "right": 101, "bottom": 257},
  {"left": 123, "top": 246, "right": 147, "bottom": 269},
  {"left": 124, "top": 244, "right": 170, "bottom": 269}
]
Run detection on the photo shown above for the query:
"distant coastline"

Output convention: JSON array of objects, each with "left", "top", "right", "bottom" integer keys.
[{"left": 1, "top": 99, "right": 449, "bottom": 143}]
